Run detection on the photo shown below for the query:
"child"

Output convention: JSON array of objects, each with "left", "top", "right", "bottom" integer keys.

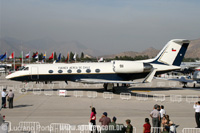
[{"left": 143, "top": 118, "right": 151, "bottom": 133}]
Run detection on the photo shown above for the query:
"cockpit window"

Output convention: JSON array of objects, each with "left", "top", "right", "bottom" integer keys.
[
  {"left": 19, "top": 66, "right": 25, "bottom": 71},
  {"left": 24, "top": 67, "right": 29, "bottom": 71},
  {"left": 19, "top": 66, "right": 29, "bottom": 71}
]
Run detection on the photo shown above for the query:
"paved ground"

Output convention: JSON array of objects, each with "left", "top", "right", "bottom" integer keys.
[{"left": 0, "top": 74, "right": 200, "bottom": 133}]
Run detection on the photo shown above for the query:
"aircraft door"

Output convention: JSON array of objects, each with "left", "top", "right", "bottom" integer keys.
[{"left": 31, "top": 66, "right": 39, "bottom": 80}]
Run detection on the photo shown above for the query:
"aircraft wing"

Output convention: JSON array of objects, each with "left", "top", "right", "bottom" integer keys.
[
  {"left": 79, "top": 68, "right": 157, "bottom": 84},
  {"left": 79, "top": 79, "right": 135, "bottom": 84}
]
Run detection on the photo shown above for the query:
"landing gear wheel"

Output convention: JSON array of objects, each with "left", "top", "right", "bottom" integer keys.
[
  {"left": 103, "top": 83, "right": 108, "bottom": 91},
  {"left": 21, "top": 88, "right": 27, "bottom": 92},
  {"left": 183, "top": 83, "right": 187, "bottom": 88},
  {"left": 193, "top": 83, "right": 196, "bottom": 88},
  {"left": 112, "top": 87, "right": 115, "bottom": 93}
]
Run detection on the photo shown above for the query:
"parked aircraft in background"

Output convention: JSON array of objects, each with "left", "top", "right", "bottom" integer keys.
[
  {"left": 6, "top": 39, "right": 190, "bottom": 91},
  {"left": 178, "top": 61, "right": 200, "bottom": 74},
  {"left": 0, "top": 64, "right": 12, "bottom": 74},
  {"left": 157, "top": 70, "right": 200, "bottom": 88}
]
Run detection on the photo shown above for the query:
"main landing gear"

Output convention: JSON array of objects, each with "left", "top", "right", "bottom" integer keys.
[
  {"left": 103, "top": 83, "right": 115, "bottom": 92},
  {"left": 193, "top": 83, "right": 196, "bottom": 88}
]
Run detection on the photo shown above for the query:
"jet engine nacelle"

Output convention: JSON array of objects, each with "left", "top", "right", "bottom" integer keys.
[{"left": 112, "top": 61, "right": 152, "bottom": 73}]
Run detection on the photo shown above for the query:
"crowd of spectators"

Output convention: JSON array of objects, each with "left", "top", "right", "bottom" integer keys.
[{"left": 89, "top": 104, "right": 176, "bottom": 133}]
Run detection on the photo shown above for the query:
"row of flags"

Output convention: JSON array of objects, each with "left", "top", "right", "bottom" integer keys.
[
  {"left": 0, "top": 52, "right": 104, "bottom": 62},
  {"left": 0, "top": 52, "right": 77, "bottom": 62}
]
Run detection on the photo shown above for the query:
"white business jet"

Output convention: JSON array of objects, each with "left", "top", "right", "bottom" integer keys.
[{"left": 6, "top": 39, "right": 190, "bottom": 91}]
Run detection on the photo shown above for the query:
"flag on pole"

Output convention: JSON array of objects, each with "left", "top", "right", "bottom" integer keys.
[
  {"left": 98, "top": 57, "right": 104, "bottom": 62},
  {"left": 19, "top": 52, "right": 23, "bottom": 61},
  {"left": 0, "top": 52, "right": 7, "bottom": 61},
  {"left": 65, "top": 52, "right": 70, "bottom": 62},
  {"left": 56, "top": 53, "right": 61, "bottom": 62},
  {"left": 73, "top": 53, "right": 77, "bottom": 61},
  {"left": 43, "top": 53, "right": 46, "bottom": 59},
  {"left": 8, "top": 52, "right": 14, "bottom": 59},
  {"left": 49, "top": 52, "right": 54, "bottom": 60},
  {"left": 25, "top": 52, "right": 30, "bottom": 58},
  {"left": 32, "top": 52, "right": 38, "bottom": 59}
]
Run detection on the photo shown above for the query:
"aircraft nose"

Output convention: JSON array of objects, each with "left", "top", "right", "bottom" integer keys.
[{"left": 6, "top": 74, "right": 13, "bottom": 80}]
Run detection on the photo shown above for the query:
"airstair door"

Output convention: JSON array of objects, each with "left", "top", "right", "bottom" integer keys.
[{"left": 31, "top": 66, "right": 39, "bottom": 80}]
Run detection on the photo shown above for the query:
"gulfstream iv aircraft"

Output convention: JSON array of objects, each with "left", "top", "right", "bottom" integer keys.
[{"left": 6, "top": 39, "right": 190, "bottom": 90}]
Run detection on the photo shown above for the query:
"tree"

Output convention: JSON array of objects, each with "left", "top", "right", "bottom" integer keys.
[
  {"left": 76, "top": 54, "right": 80, "bottom": 61},
  {"left": 54, "top": 52, "right": 57, "bottom": 61},
  {"left": 70, "top": 52, "right": 74, "bottom": 61},
  {"left": 61, "top": 55, "right": 66, "bottom": 62},
  {"left": 39, "top": 53, "right": 43, "bottom": 61},
  {"left": 81, "top": 52, "right": 84, "bottom": 59}
]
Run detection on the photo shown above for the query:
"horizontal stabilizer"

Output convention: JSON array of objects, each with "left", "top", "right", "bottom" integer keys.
[{"left": 156, "top": 77, "right": 196, "bottom": 83}]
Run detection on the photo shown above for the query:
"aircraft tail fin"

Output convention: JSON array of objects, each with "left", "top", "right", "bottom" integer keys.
[{"left": 151, "top": 39, "right": 190, "bottom": 66}]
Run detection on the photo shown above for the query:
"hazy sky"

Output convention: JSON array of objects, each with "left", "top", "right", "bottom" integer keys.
[{"left": 0, "top": 0, "right": 200, "bottom": 55}]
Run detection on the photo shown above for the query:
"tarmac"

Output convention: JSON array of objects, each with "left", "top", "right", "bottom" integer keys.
[{"left": 0, "top": 73, "right": 200, "bottom": 133}]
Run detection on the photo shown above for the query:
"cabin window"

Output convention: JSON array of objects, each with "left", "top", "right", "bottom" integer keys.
[
  {"left": 49, "top": 70, "right": 53, "bottom": 73},
  {"left": 67, "top": 69, "right": 72, "bottom": 73},
  {"left": 95, "top": 69, "right": 100, "bottom": 73},
  {"left": 120, "top": 64, "right": 124, "bottom": 68},
  {"left": 86, "top": 69, "right": 91, "bottom": 73},
  {"left": 58, "top": 70, "right": 63, "bottom": 73},
  {"left": 77, "top": 69, "right": 81, "bottom": 73}
]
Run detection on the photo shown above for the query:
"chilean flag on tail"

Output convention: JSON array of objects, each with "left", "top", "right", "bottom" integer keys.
[{"left": 172, "top": 48, "right": 176, "bottom": 52}]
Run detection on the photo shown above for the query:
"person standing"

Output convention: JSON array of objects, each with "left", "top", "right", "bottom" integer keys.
[
  {"left": 160, "top": 105, "right": 166, "bottom": 119},
  {"left": 8, "top": 90, "right": 14, "bottom": 109},
  {"left": 1, "top": 88, "right": 7, "bottom": 108},
  {"left": 90, "top": 107, "right": 96, "bottom": 133},
  {"left": 99, "top": 112, "right": 111, "bottom": 132},
  {"left": 157, "top": 105, "right": 161, "bottom": 127},
  {"left": 125, "top": 119, "right": 133, "bottom": 133},
  {"left": 99, "top": 112, "right": 111, "bottom": 126},
  {"left": 143, "top": 118, "right": 151, "bottom": 133},
  {"left": 150, "top": 105, "right": 160, "bottom": 127},
  {"left": 109, "top": 117, "right": 117, "bottom": 130},
  {"left": 193, "top": 101, "right": 200, "bottom": 128}
]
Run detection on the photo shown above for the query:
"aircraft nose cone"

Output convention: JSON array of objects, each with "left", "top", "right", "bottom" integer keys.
[{"left": 6, "top": 74, "right": 12, "bottom": 80}]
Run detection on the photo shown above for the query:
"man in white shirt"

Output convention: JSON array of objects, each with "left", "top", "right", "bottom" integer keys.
[
  {"left": 160, "top": 105, "right": 166, "bottom": 119},
  {"left": 8, "top": 89, "right": 14, "bottom": 109},
  {"left": 1, "top": 88, "right": 7, "bottom": 108},
  {"left": 194, "top": 101, "right": 200, "bottom": 128},
  {"left": 150, "top": 104, "right": 160, "bottom": 127}
]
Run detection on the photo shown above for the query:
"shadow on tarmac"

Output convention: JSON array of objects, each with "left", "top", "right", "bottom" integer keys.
[{"left": 14, "top": 104, "right": 33, "bottom": 108}]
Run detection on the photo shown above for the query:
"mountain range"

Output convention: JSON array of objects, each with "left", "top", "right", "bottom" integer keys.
[
  {"left": 0, "top": 37, "right": 102, "bottom": 57},
  {"left": 0, "top": 37, "right": 199, "bottom": 58},
  {"left": 103, "top": 38, "right": 200, "bottom": 59}
]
